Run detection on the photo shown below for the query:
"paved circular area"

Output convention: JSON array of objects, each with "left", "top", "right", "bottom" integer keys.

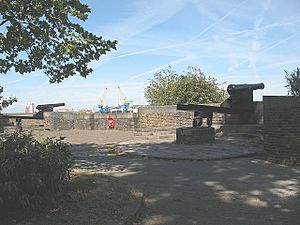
[
  {"left": 118, "top": 136, "right": 264, "bottom": 161},
  {"left": 31, "top": 130, "right": 299, "bottom": 225}
]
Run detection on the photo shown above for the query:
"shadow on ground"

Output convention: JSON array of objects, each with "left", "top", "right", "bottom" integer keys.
[{"left": 71, "top": 141, "right": 300, "bottom": 225}]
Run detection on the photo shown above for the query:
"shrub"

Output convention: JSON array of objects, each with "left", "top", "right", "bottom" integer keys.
[{"left": 0, "top": 132, "right": 72, "bottom": 212}]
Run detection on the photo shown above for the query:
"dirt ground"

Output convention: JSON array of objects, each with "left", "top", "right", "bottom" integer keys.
[{"left": 32, "top": 129, "right": 135, "bottom": 145}]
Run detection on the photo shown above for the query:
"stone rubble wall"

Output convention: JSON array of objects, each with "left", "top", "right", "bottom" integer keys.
[
  {"left": 137, "top": 105, "right": 226, "bottom": 129},
  {"left": 43, "top": 112, "right": 137, "bottom": 131}
]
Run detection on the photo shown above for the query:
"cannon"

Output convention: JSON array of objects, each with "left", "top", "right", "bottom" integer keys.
[
  {"left": 177, "top": 83, "right": 265, "bottom": 126},
  {"left": 34, "top": 103, "right": 65, "bottom": 118},
  {"left": 227, "top": 83, "right": 265, "bottom": 95},
  {"left": 224, "top": 83, "right": 265, "bottom": 109},
  {"left": 222, "top": 83, "right": 265, "bottom": 108},
  {"left": 2, "top": 102, "right": 65, "bottom": 131},
  {"left": 36, "top": 103, "right": 65, "bottom": 112},
  {"left": 221, "top": 83, "right": 264, "bottom": 123}
]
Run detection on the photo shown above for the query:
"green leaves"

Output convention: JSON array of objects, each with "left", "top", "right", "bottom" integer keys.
[
  {"left": 0, "top": 132, "right": 72, "bottom": 212},
  {"left": 285, "top": 67, "right": 300, "bottom": 96},
  {"left": 0, "top": 86, "right": 17, "bottom": 111},
  {"left": 0, "top": 0, "right": 117, "bottom": 83},
  {"left": 145, "top": 66, "right": 227, "bottom": 105}
]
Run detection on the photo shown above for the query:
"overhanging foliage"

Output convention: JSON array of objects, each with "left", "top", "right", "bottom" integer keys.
[{"left": 0, "top": 0, "right": 117, "bottom": 83}]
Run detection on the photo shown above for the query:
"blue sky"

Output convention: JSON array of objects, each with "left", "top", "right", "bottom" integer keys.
[{"left": 1, "top": 0, "right": 300, "bottom": 112}]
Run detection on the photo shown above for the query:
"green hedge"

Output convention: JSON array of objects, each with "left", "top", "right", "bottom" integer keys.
[{"left": 0, "top": 132, "right": 72, "bottom": 211}]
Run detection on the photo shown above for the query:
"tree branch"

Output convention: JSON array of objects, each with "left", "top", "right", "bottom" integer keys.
[{"left": 0, "top": 19, "right": 9, "bottom": 27}]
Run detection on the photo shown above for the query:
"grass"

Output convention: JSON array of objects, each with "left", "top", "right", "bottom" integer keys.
[{"left": 6, "top": 170, "right": 138, "bottom": 225}]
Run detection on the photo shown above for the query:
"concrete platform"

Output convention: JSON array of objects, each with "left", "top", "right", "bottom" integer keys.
[
  {"left": 117, "top": 136, "right": 264, "bottom": 161},
  {"left": 176, "top": 127, "right": 215, "bottom": 144}
]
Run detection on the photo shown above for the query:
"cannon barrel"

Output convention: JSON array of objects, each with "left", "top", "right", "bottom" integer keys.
[
  {"left": 36, "top": 103, "right": 65, "bottom": 112},
  {"left": 227, "top": 83, "right": 264, "bottom": 95}
]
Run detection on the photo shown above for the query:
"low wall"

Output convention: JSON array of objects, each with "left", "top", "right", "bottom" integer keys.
[
  {"left": 44, "top": 112, "right": 136, "bottom": 131},
  {"left": 264, "top": 96, "right": 300, "bottom": 165},
  {"left": 137, "top": 105, "right": 226, "bottom": 129},
  {"left": 137, "top": 105, "right": 192, "bottom": 128},
  {"left": 2, "top": 101, "right": 264, "bottom": 131}
]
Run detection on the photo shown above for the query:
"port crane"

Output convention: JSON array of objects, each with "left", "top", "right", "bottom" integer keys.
[{"left": 98, "top": 88, "right": 108, "bottom": 113}]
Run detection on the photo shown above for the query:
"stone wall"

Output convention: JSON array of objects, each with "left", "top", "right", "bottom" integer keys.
[
  {"left": 0, "top": 115, "right": 10, "bottom": 127},
  {"left": 224, "top": 101, "right": 264, "bottom": 124},
  {"left": 42, "top": 105, "right": 228, "bottom": 130},
  {"left": 263, "top": 96, "right": 300, "bottom": 165},
  {"left": 44, "top": 112, "right": 136, "bottom": 131},
  {"left": 137, "top": 105, "right": 193, "bottom": 128},
  {"left": 137, "top": 105, "right": 226, "bottom": 129}
]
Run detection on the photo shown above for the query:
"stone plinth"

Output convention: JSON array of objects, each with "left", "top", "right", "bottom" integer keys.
[{"left": 176, "top": 127, "right": 215, "bottom": 145}]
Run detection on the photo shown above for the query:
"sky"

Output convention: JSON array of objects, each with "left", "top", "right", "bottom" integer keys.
[{"left": 1, "top": 0, "right": 300, "bottom": 113}]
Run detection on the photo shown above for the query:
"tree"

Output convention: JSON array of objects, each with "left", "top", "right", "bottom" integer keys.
[
  {"left": 145, "top": 67, "right": 227, "bottom": 105},
  {"left": 0, "top": 0, "right": 117, "bottom": 83},
  {"left": 285, "top": 67, "right": 300, "bottom": 96},
  {"left": 0, "top": 86, "right": 17, "bottom": 111}
]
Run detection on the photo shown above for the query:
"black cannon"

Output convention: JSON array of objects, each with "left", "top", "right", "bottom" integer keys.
[
  {"left": 221, "top": 83, "right": 264, "bottom": 123},
  {"left": 177, "top": 83, "right": 265, "bottom": 126},
  {"left": 2, "top": 102, "right": 65, "bottom": 131},
  {"left": 225, "top": 83, "right": 264, "bottom": 109},
  {"left": 34, "top": 103, "right": 65, "bottom": 118},
  {"left": 36, "top": 103, "right": 65, "bottom": 112},
  {"left": 227, "top": 83, "right": 265, "bottom": 95}
]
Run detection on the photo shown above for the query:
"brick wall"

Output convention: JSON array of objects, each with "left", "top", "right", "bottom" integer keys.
[{"left": 264, "top": 96, "right": 300, "bottom": 165}]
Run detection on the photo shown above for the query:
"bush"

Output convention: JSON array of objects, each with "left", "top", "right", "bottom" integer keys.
[{"left": 0, "top": 132, "right": 72, "bottom": 212}]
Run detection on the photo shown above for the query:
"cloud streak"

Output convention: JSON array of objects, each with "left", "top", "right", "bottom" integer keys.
[{"left": 129, "top": 57, "right": 190, "bottom": 80}]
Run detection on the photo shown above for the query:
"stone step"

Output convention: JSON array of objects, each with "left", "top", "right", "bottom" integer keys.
[
  {"left": 134, "top": 134, "right": 176, "bottom": 140},
  {"left": 218, "top": 124, "right": 263, "bottom": 129},
  {"left": 216, "top": 125, "right": 263, "bottom": 138},
  {"left": 135, "top": 126, "right": 177, "bottom": 133},
  {"left": 217, "top": 125, "right": 262, "bottom": 132},
  {"left": 134, "top": 130, "right": 176, "bottom": 137}
]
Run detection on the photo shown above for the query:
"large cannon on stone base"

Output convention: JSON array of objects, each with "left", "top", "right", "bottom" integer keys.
[
  {"left": 176, "top": 83, "right": 264, "bottom": 144},
  {"left": 178, "top": 83, "right": 265, "bottom": 126}
]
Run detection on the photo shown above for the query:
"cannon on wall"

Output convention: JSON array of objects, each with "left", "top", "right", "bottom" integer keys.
[
  {"left": 2, "top": 103, "right": 65, "bottom": 131},
  {"left": 177, "top": 83, "right": 265, "bottom": 126},
  {"left": 36, "top": 103, "right": 65, "bottom": 112},
  {"left": 222, "top": 83, "right": 264, "bottom": 109},
  {"left": 221, "top": 83, "right": 264, "bottom": 123},
  {"left": 35, "top": 103, "right": 65, "bottom": 118}
]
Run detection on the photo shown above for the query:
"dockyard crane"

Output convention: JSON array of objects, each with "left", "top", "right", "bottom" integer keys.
[{"left": 98, "top": 88, "right": 108, "bottom": 113}]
